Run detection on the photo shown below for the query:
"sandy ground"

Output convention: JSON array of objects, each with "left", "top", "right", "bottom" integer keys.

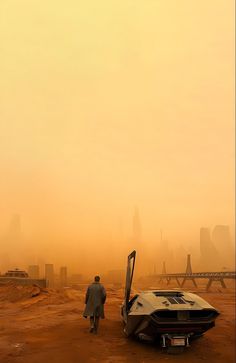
[{"left": 0, "top": 281, "right": 235, "bottom": 363}]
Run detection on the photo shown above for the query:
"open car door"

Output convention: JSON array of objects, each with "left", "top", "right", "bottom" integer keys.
[{"left": 123, "top": 250, "right": 136, "bottom": 323}]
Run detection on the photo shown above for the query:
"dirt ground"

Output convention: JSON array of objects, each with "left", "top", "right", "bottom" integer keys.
[{"left": 0, "top": 281, "right": 235, "bottom": 363}]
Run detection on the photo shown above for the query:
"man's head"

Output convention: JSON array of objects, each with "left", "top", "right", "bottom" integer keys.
[{"left": 94, "top": 275, "right": 100, "bottom": 282}]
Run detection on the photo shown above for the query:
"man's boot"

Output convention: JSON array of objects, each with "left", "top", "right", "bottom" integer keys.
[
  {"left": 94, "top": 316, "right": 99, "bottom": 334},
  {"left": 89, "top": 316, "right": 94, "bottom": 333}
]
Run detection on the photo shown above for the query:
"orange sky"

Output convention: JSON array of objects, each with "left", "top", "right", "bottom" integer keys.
[{"left": 0, "top": 1, "right": 234, "bottom": 267}]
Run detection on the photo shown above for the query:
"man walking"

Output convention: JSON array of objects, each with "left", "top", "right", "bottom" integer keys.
[{"left": 83, "top": 275, "right": 106, "bottom": 334}]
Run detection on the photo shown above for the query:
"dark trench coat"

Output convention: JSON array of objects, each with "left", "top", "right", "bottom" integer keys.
[{"left": 83, "top": 282, "right": 106, "bottom": 318}]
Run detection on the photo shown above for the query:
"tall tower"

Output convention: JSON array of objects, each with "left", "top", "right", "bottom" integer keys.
[
  {"left": 200, "top": 227, "right": 219, "bottom": 270},
  {"left": 132, "top": 207, "right": 142, "bottom": 245},
  {"left": 45, "top": 264, "right": 54, "bottom": 288},
  {"left": 132, "top": 207, "right": 147, "bottom": 275},
  {"left": 60, "top": 266, "right": 67, "bottom": 287}
]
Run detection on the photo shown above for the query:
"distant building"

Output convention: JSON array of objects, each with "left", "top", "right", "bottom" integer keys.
[
  {"left": 0, "top": 268, "right": 46, "bottom": 287},
  {"left": 212, "top": 225, "right": 234, "bottom": 268},
  {"left": 45, "top": 264, "right": 54, "bottom": 287},
  {"left": 200, "top": 228, "right": 219, "bottom": 270},
  {"left": 28, "top": 265, "right": 40, "bottom": 279},
  {"left": 59, "top": 266, "right": 67, "bottom": 287},
  {"left": 4, "top": 268, "right": 28, "bottom": 278},
  {"left": 132, "top": 207, "right": 149, "bottom": 275},
  {"left": 132, "top": 207, "right": 142, "bottom": 246}
]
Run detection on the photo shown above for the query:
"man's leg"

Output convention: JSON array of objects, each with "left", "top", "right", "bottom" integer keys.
[
  {"left": 94, "top": 316, "right": 99, "bottom": 334},
  {"left": 89, "top": 316, "right": 95, "bottom": 332}
]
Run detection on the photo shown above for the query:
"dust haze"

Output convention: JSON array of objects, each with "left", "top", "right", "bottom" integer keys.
[{"left": 0, "top": 0, "right": 235, "bottom": 279}]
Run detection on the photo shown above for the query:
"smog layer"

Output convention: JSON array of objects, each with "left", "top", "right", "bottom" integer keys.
[
  {"left": 0, "top": 0, "right": 234, "bottom": 278},
  {"left": 0, "top": 1, "right": 235, "bottom": 362}
]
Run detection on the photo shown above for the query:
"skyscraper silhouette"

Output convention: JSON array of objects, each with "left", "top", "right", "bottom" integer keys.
[
  {"left": 200, "top": 227, "right": 219, "bottom": 270},
  {"left": 132, "top": 207, "right": 142, "bottom": 246},
  {"left": 60, "top": 267, "right": 68, "bottom": 287},
  {"left": 45, "top": 264, "right": 54, "bottom": 287}
]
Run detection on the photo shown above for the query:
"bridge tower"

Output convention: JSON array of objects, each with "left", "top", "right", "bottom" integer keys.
[
  {"left": 186, "top": 254, "right": 193, "bottom": 274},
  {"left": 162, "top": 261, "right": 167, "bottom": 274},
  {"left": 181, "top": 254, "right": 197, "bottom": 288}
]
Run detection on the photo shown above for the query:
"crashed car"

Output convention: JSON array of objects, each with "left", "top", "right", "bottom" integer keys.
[{"left": 121, "top": 251, "right": 219, "bottom": 352}]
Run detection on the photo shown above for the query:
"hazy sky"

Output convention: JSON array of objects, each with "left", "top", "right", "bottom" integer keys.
[{"left": 0, "top": 1, "right": 234, "bottom": 255}]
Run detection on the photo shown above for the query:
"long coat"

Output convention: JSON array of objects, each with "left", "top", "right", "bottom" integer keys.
[{"left": 83, "top": 282, "right": 106, "bottom": 318}]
